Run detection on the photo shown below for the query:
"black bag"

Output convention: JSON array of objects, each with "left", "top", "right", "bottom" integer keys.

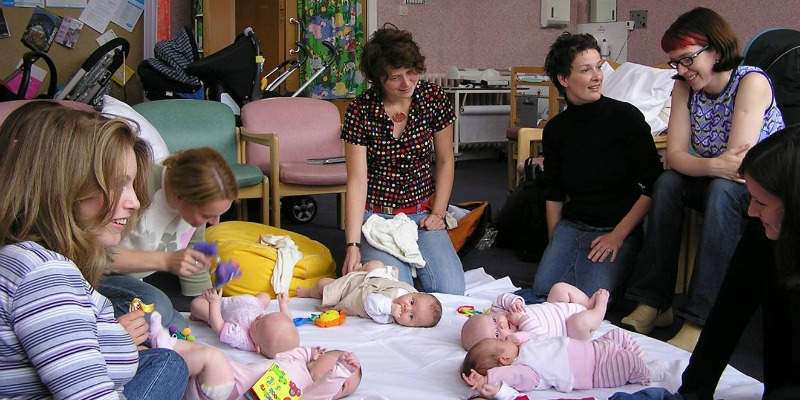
[
  {"left": 743, "top": 28, "right": 800, "bottom": 126},
  {"left": 494, "top": 158, "right": 549, "bottom": 261}
]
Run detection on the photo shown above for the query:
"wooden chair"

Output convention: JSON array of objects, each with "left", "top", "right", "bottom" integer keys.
[
  {"left": 507, "top": 66, "right": 560, "bottom": 189},
  {"left": 239, "top": 97, "right": 346, "bottom": 229},
  {"left": 133, "top": 99, "right": 270, "bottom": 224}
]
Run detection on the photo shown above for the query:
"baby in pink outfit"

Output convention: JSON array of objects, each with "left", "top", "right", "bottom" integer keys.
[
  {"left": 150, "top": 311, "right": 361, "bottom": 400},
  {"left": 461, "top": 282, "right": 609, "bottom": 350},
  {"left": 190, "top": 289, "right": 299, "bottom": 358},
  {"left": 461, "top": 327, "right": 659, "bottom": 398}
]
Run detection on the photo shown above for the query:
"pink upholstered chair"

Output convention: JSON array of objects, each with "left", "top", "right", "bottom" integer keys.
[
  {"left": 0, "top": 100, "right": 94, "bottom": 124},
  {"left": 240, "top": 97, "right": 346, "bottom": 229}
]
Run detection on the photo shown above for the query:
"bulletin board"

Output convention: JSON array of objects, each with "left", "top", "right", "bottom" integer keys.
[{"left": 0, "top": 5, "right": 145, "bottom": 104}]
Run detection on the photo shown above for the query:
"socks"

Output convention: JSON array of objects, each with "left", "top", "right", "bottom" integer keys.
[
  {"left": 200, "top": 382, "right": 234, "bottom": 400},
  {"left": 149, "top": 311, "right": 177, "bottom": 350}
]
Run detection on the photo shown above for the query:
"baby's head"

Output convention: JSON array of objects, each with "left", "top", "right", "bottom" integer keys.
[
  {"left": 392, "top": 292, "right": 442, "bottom": 327},
  {"left": 460, "top": 312, "right": 516, "bottom": 350},
  {"left": 308, "top": 350, "right": 362, "bottom": 399},
  {"left": 460, "top": 338, "right": 519, "bottom": 376},
  {"left": 250, "top": 311, "right": 300, "bottom": 358}
]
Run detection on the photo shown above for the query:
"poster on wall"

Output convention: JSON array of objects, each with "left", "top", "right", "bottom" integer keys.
[{"left": 297, "top": 0, "right": 365, "bottom": 99}]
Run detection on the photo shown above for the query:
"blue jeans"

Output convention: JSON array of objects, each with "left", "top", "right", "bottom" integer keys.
[
  {"left": 625, "top": 170, "right": 750, "bottom": 325},
  {"left": 124, "top": 348, "right": 188, "bottom": 400},
  {"left": 359, "top": 211, "right": 465, "bottom": 295},
  {"left": 528, "top": 219, "right": 642, "bottom": 304},
  {"left": 98, "top": 274, "right": 189, "bottom": 331}
]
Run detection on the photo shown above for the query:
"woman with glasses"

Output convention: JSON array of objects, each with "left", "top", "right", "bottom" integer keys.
[{"left": 622, "top": 7, "right": 784, "bottom": 352}]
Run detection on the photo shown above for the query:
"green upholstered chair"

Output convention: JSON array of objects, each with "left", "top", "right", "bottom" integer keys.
[{"left": 133, "top": 99, "right": 269, "bottom": 224}]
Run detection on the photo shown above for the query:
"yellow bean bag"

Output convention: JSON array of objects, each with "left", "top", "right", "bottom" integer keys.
[{"left": 205, "top": 221, "right": 336, "bottom": 297}]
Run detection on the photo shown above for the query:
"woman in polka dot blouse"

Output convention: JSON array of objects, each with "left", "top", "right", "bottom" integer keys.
[{"left": 340, "top": 24, "right": 465, "bottom": 295}]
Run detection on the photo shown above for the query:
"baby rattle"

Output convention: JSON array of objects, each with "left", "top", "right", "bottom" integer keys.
[{"left": 194, "top": 241, "right": 242, "bottom": 288}]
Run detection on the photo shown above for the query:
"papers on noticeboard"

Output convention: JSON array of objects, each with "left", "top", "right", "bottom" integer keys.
[
  {"left": 79, "top": 0, "right": 142, "bottom": 33},
  {"left": 46, "top": 0, "right": 87, "bottom": 7},
  {"left": 3, "top": 1, "right": 45, "bottom": 7}
]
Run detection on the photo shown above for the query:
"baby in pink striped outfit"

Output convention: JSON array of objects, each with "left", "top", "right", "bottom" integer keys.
[
  {"left": 461, "top": 282, "right": 609, "bottom": 350},
  {"left": 461, "top": 327, "right": 659, "bottom": 398}
]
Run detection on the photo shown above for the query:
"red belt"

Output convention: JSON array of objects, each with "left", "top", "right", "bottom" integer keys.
[{"left": 366, "top": 200, "right": 430, "bottom": 215}]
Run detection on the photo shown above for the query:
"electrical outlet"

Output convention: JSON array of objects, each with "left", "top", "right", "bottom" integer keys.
[
  {"left": 625, "top": 20, "right": 635, "bottom": 31},
  {"left": 398, "top": 4, "right": 408, "bottom": 16},
  {"left": 630, "top": 10, "right": 648, "bottom": 29}
]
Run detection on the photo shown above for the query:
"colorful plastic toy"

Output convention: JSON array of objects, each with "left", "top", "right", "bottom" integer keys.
[
  {"left": 292, "top": 314, "right": 319, "bottom": 327},
  {"left": 315, "top": 309, "right": 346, "bottom": 328},
  {"left": 293, "top": 310, "right": 347, "bottom": 328},
  {"left": 169, "top": 325, "right": 196, "bottom": 342},
  {"left": 128, "top": 298, "right": 154, "bottom": 313},
  {"left": 457, "top": 305, "right": 488, "bottom": 317},
  {"left": 195, "top": 241, "right": 242, "bottom": 288}
]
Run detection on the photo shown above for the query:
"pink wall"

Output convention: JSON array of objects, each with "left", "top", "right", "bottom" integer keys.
[{"left": 376, "top": 0, "right": 798, "bottom": 73}]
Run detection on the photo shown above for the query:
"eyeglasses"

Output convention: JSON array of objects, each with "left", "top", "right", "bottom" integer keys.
[{"left": 667, "top": 46, "right": 709, "bottom": 69}]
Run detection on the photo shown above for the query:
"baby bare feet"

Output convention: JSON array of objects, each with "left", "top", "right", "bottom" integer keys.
[{"left": 590, "top": 288, "right": 610, "bottom": 309}]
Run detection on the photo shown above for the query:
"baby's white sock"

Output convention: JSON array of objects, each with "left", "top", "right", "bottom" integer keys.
[
  {"left": 200, "top": 382, "right": 234, "bottom": 400},
  {"left": 148, "top": 311, "right": 177, "bottom": 350}
]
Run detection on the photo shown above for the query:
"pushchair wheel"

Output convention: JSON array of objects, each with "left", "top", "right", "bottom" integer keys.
[{"left": 284, "top": 196, "right": 317, "bottom": 224}]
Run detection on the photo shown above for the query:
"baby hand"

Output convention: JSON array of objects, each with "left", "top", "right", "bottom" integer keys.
[
  {"left": 390, "top": 302, "right": 402, "bottom": 319},
  {"left": 508, "top": 298, "right": 525, "bottom": 314},
  {"left": 338, "top": 352, "right": 360, "bottom": 373},
  {"left": 311, "top": 346, "right": 325, "bottom": 361},
  {"left": 506, "top": 310, "right": 528, "bottom": 326},
  {"left": 276, "top": 292, "right": 290, "bottom": 315},
  {"left": 201, "top": 288, "right": 222, "bottom": 303},
  {"left": 461, "top": 369, "right": 488, "bottom": 390}
]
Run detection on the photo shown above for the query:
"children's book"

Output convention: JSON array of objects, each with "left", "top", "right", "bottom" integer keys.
[
  {"left": 54, "top": 16, "right": 83, "bottom": 49},
  {"left": 22, "top": 8, "right": 61, "bottom": 52},
  {"left": 243, "top": 363, "right": 302, "bottom": 400}
]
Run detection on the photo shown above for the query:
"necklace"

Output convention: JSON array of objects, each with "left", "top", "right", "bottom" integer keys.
[{"left": 391, "top": 111, "right": 407, "bottom": 123}]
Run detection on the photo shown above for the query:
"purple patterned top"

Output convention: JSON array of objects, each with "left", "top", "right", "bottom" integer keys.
[{"left": 689, "top": 65, "right": 785, "bottom": 157}]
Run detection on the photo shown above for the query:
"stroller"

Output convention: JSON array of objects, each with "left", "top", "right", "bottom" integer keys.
[
  {"left": 262, "top": 39, "right": 337, "bottom": 99},
  {"left": 743, "top": 28, "right": 800, "bottom": 126},
  {"left": 0, "top": 50, "right": 58, "bottom": 101},
  {"left": 139, "top": 27, "right": 263, "bottom": 114}
]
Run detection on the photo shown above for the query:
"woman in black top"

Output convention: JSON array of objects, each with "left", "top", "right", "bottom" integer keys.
[
  {"left": 527, "top": 33, "right": 662, "bottom": 303},
  {"left": 680, "top": 126, "right": 800, "bottom": 399}
]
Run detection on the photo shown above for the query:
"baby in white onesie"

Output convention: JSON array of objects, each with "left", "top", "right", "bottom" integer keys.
[{"left": 296, "top": 260, "right": 442, "bottom": 328}]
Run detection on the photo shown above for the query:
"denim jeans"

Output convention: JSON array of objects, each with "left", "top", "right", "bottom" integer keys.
[
  {"left": 528, "top": 219, "right": 642, "bottom": 304},
  {"left": 123, "top": 348, "right": 188, "bottom": 400},
  {"left": 98, "top": 274, "right": 189, "bottom": 331},
  {"left": 359, "top": 210, "right": 466, "bottom": 295},
  {"left": 625, "top": 170, "right": 750, "bottom": 325}
]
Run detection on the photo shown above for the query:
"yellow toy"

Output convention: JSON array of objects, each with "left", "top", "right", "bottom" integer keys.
[
  {"left": 128, "top": 298, "right": 154, "bottom": 313},
  {"left": 314, "top": 309, "right": 346, "bottom": 328}
]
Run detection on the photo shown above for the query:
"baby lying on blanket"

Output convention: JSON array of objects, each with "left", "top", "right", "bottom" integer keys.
[
  {"left": 150, "top": 311, "right": 361, "bottom": 400},
  {"left": 461, "top": 282, "right": 609, "bottom": 350},
  {"left": 190, "top": 289, "right": 299, "bottom": 358},
  {"left": 461, "top": 327, "right": 660, "bottom": 398},
  {"left": 296, "top": 260, "right": 443, "bottom": 327}
]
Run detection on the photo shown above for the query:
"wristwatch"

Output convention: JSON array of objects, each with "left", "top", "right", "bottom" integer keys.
[{"left": 345, "top": 242, "right": 361, "bottom": 248}]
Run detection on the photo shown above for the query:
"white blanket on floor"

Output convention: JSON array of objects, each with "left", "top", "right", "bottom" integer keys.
[{"left": 187, "top": 269, "right": 763, "bottom": 400}]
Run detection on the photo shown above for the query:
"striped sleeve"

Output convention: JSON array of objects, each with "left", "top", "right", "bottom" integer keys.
[
  {"left": 522, "top": 302, "right": 587, "bottom": 338},
  {"left": 5, "top": 250, "right": 127, "bottom": 399}
]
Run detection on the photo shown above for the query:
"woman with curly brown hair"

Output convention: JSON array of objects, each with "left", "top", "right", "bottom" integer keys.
[{"left": 341, "top": 24, "right": 464, "bottom": 294}]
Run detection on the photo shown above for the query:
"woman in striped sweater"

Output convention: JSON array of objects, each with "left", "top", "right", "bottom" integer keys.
[{"left": 0, "top": 101, "right": 188, "bottom": 399}]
